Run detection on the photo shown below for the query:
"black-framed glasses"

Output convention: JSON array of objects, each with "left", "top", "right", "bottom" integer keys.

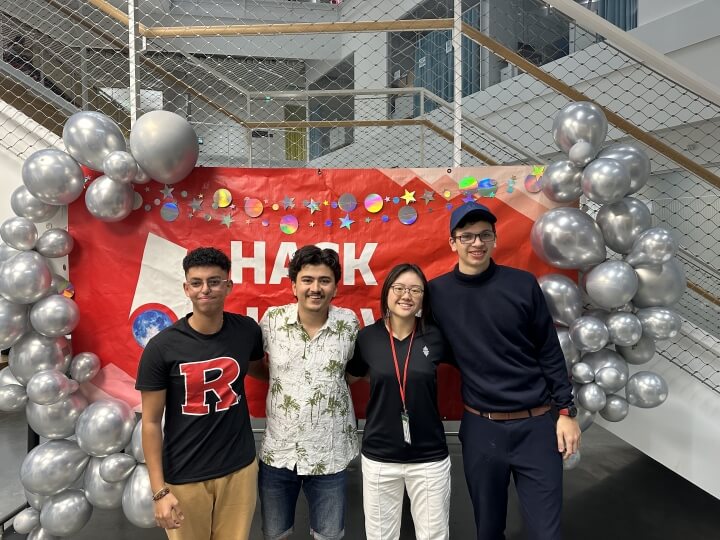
[
  {"left": 186, "top": 278, "right": 229, "bottom": 290},
  {"left": 390, "top": 284, "right": 424, "bottom": 297},
  {"left": 453, "top": 231, "right": 496, "bottom": 245}
]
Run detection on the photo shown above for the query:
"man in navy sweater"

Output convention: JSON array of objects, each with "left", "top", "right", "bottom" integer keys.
[{"left": 428, "top": 201, "right": 580, "bottom": 540}]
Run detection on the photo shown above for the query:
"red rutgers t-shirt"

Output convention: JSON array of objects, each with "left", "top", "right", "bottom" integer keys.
[{"left": 136, "top": 312, "right": 263, "bottom": 484}]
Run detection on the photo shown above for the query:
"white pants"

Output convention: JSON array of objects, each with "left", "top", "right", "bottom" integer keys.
[{"left": 361, "top": 455, "right": 451, "bottom": 540}]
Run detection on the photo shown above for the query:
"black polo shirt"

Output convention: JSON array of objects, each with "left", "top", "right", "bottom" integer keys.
[{"left": 347, "top": 320, "right": 452, "bottom": 463}]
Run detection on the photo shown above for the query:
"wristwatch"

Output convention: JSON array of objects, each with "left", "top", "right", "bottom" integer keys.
[{"left": 558, "top": 405, "right": 578, "bottom": 418}]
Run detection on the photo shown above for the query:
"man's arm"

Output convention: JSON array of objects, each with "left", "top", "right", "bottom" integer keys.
[
  {"left": 141, "top": 390, "right": 184, "bottom": 530},
  {"left": 247, "top": 354, "right": 270, "bottom": 381}
]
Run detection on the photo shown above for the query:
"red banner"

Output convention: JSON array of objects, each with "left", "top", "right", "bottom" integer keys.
[{"left": 68, "top": 167, "right": 569, "bottom": 419}]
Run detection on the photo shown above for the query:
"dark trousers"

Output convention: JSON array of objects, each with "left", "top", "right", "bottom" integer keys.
[{"left": 459, "top": 410, "right": 562, "bottom": 540}]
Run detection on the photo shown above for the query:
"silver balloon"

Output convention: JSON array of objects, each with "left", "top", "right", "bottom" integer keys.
[
  {"left": 625, "top": 227, "right": 678, "bottom": 268},
  {"left": 75, "top": 399, "right": 136, "bottom": 457},
  {"left": 563, "top": 450, "right": 582, "bottom": 470},
  {"left": 129, "top": 419, "right": 146, "bottom": 463},
  {"left": 0, "top": 240, "right": 20, "bottom": 262},
  {"left": 26, "top": 392, "right": 88, "bottom": 439},
  {"left": 582, "top": 308, "right": 609, "bottom": 324},
  {"left": 605, "top": 312, "right": 642, "bottom": 347},
  {"left": 582, "top": 348, "right": 629, "bottom": 379},
  {"left": 568, "top": 141, "right": 597, "bottom": 167},
  {"left": 0, "top": 383, "right": 28, "bottom": 412},
  {"left": 40, "top": 489, "right": 93, "bottom": 537},
  {"left": 84, "top": 457, "right": 125, "bottom": 509},
  {"left": 30, "top": 295, "right": 80, "bottom": 337},
  {"left": 531, "top": 208, "right": 606, "bottom": 269},
  {"left": 0, "top": 365, "right": 21, "bottom": 386},
  {"left": 1, "top": 216, "right": 38, "bottom": 251},
  {"left": 26, "top": 370, "right": 78, "bottom": 405},
  {"left": 20, "top": 439, "right": 90, "bottom": 496},
  {"left": 0, "top": 296, "right": 29, "bottom": 349},
  {"left": 69, "top": 352, "right": 101, "bottom": 383},
  {"left": 132, "top": 165, "right": 152, "bottom": 185},
  {"left": 633, "top": 259, "right": 686, "bottom": 308},
  {"left": 129, "top": 110, "right": 199, "bottom": 185},
  {"left": 21, "top": 148, "right": 85, "bottom": 205},
  {"left": 27, "top": 526, "right": 58, "bottom": 540},
  {"left": 540, "top": 160, "right": 582, "bottom": 202},
  {"left": 538, "top": 274, "right": 582, "bottom": 327},
  {"left": 595, "top": 197, "right": 652, "bottom": 254},
  {"left": 552, "top": 101, "right": 608, "bottom": 154},
  {"left": 581, "top": 158, "right": 631, "bottom": 204},
  {"left": 616, "top": 335, "right": 656, "bottom": 365},
  {"left": 594, "top": 367, "right": 627, "bottom": 394},
  {"left": 35, "top": 229, "right": 74, "bottom": 259},
  {"left": 122, "top": 464, "right": 156, "bottom": 528},
  {"left": 569, "top": 316, "right": 609, "bottom": 352},
  {"left": 0, "top": 250, "right": 52, "bottom": 304},
  {"left": 577, "top": 382, "right": 607, "bottom": 412},
  {"left": 625, "top": 371, "right": 668, "bottom": 408},
  {"left": 62, "top": 111, "right": 126, "bottom": 171},
  {"left": 636, "top": 307, "right": 682, "bottom": 341},
  {"left": 25, "top": 489, "right": 50, "bottom": 511},
  {"left": 584, "top": 260, "right": 638, "bottom": 310},
  {"left": 576, "top": 405, "right": 596, "bottom": 432},
  {"left": 100, "top": 453, "right": 137, "bottom": 483},
  {"left": 85, "top": 175, "right": 134, "bottom": 222},
  {"left": 103, "top": 151, "right": 137, "bottom": 184},
  {"left": 9, "top": 332, "right": 72, "bottom": 385},
  {"left": 11, "top": 186, "right": 60, "bottom": 223},
  {"left": 599, "top": 394, "right": 630, "bottom": 422},
  {"left": 557, "top": 328, "right": 580, "bottom": 370},
  {"left": 598, "top": 142, "right": 651, "bottom": 195},
  {"left": 571, "top": 362, "right": 594, "bottom": 384},
  {"left": 14, "top": 507, "right": 41, "bottom": 534}
]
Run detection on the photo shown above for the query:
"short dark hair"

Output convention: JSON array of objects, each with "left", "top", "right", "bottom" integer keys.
[
  {"left": 451, "top": 217, "right": 496, "bottom": 238},
  {"left": 288, "top": 245, "right": 341, "bottom": 283},
  {"left": 380, "top": 263, "right": 432, "bottom": 330},
  {"left": 183, "top": 247, "right": 231, "bottom": 274}
]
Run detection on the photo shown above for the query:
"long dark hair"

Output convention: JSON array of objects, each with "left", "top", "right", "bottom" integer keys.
[{"left": 380, "top": 263, "right": 432, "bottom": 331}]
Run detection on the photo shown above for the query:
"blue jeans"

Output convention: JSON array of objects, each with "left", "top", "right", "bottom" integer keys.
[{"left": 258, "top": 460, "right": 347, "bottom": 540}]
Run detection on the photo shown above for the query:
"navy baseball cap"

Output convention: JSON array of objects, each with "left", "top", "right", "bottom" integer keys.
[{"left": 449, "top": 201, "right": 497, "bottom": 233}]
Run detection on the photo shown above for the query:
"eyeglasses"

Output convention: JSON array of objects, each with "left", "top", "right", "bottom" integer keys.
[
  {"left": 390, "top": 284, "right": 424, "bottom": 297},
  {"left": 453, "top": 231, "right": 496, "bottom": 244},
  {"left": 186, "top": 278, "right": 229, "bottom": 290}
]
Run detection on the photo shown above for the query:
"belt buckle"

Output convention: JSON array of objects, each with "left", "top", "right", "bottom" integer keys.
[{"left": 487, "top": 412, "right": 494, "bottom": 421}]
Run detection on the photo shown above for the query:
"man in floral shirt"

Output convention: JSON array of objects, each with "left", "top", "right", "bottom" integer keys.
[{"left": 258, "top": 245, "right": 359, "bottom": 540}]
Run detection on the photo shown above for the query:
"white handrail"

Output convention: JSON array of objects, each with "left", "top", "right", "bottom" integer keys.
[{"left": 547, "top": 0, "right": 720, "bottom": 107}]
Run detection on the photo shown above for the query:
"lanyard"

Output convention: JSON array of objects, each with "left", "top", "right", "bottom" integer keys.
[{"left": 387, "top": 320, "right": 416, "bottom": 413}]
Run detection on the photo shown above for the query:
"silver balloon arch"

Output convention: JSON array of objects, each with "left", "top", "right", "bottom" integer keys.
[
  {"left": 0, "top": 104, "right": 683, "bottom": 534},
  {"left": 0, "top": 109, "right": 199, "bottom": 537}
]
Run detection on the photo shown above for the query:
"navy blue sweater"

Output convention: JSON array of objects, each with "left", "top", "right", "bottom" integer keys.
[{"left": 429, "top": 260, "right": 573, "bottom": 412}]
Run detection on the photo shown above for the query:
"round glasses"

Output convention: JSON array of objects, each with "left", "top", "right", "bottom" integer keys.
[{"left": 390, "top": 284, "right": 424, "bottom": 297}]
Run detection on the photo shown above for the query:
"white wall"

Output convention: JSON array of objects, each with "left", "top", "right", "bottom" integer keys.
[{"left": 637, "top": 0, "right": 704, "bottom": 26}]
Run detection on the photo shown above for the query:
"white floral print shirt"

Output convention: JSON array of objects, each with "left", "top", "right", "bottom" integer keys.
[{"left": 260, "top": 303, "right": 360, "bottom": 475}]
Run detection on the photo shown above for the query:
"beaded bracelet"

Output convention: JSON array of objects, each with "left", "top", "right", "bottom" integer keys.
[{"left": 152, "top": 487, "right": 170, "bottom": 501}]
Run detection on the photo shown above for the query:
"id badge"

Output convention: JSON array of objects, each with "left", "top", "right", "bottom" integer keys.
[{"left": 401, "top": 411, "right": 412, "bottom": 445}]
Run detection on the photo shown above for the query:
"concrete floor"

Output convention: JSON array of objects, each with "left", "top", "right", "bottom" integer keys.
[{"left": 1, "top": 411, "right": 719, "bottom": 539}]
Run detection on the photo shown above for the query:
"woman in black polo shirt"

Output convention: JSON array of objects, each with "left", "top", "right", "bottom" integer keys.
[{"left": 347, "top": 263, "right": 453, "bottom": 540}]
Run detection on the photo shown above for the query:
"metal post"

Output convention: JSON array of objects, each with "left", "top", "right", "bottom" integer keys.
[
  {"left": 452, "top": 0, "right": 463, "bottom": 168},
  {"left": 127, "top": 0, "right": 140, "bottom": 126},
  {"left": 419, "top": 89, "right": 426, "bottom": 167},
  {"left": 247, "top": 98, "right": 253, "bottom": 167},
  {"left": 80, "top": 46, "right": 89, "bottom": 110}
]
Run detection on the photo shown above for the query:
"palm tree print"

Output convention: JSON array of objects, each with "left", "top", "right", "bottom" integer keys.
[
  {"left": 306, "top": 388, "right": 327, "bottom": 424},
  {"left": 270, "top": 377, "right": 283, "bottom": 407},
  {"left": 323, "top": 359, "right": 345, "bottom": 378},
  {"left": 278, "top": 394, "right": 300, "bottom": 417}
]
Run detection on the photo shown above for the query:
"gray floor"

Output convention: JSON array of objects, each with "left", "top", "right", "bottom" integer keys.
[{"left": 1, "top": 410, "right": 719, "bottom": 539}]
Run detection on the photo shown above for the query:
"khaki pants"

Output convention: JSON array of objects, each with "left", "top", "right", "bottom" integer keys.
[{"left": 167, "top": 459, "right": 258, "bottom": 540}]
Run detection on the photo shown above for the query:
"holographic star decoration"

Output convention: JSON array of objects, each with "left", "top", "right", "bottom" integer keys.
[
  {"left": 532, "top": 165, "right": 546, "bottom": 176},
  {"left": 421, "top": 190, "right": 435, "bottom": 204},
  {"left": 339, "top": 214, "right": 355, "bottom": 230},
  {"left": 385, "top": 196, "right": 391, "bottom": 202},
  {"left": 323, "top": 200, "right": 330, "bottom": 206},
  {"left": 282, "top": 196, "right": 295, "bottom": 210},
  {"left": 309, "top": 221, "right": 315, "bottom": 227},
  {"left": 462, "top": 192, "right": 475, "bottom": 204},
  {"left": 365, "top": 217, "right": 372, "bottom": 223},
  {"left": 160, "top": 185, "right": 174, "bottom": 199},
  {"left": 400, "top": 189, "right": 416, "bottom": 205},
  {"left": 306, "top": 199, "right": 320, "bottom": 214},
  {"left": 189, "top": 198, "right": 203, "bottom": 212},
  {"left": 221, "top": 215, "right": 234, "bottom": 228}
]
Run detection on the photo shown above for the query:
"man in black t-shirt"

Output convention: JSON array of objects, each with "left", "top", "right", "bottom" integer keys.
[{"left": 135, "top": 247, "right": 263, "bottom": 540}]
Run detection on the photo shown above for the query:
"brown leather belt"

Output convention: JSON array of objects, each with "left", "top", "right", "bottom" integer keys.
[{"left": 464, "top": 404, "right": 551, "bottom": 421}]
